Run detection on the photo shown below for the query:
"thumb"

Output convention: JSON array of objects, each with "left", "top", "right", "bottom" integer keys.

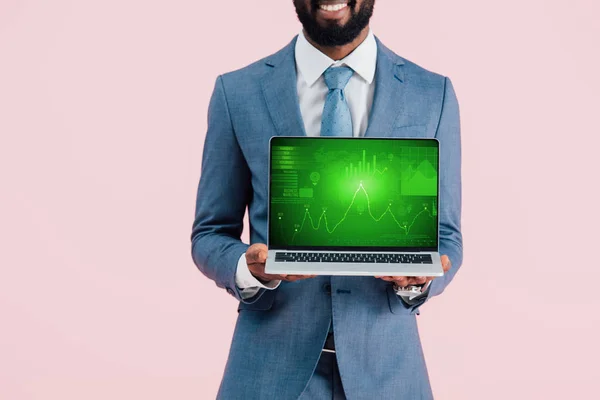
[
  {"left": 247, "top": 244, "right": 268, "bottom": 263},
  {"left": 441, "top": 255, "right": 451, "bottom": 273},
  {"left": 256, "top": 248, "right": 268, "bottom": 263}
]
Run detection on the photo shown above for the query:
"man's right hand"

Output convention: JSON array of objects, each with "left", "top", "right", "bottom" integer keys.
[{"left": 246, "top": 243, "right": 316, "bottom": 283}]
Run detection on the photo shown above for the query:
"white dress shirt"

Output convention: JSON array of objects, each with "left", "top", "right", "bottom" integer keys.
[{"left": 235, "top": 30, "right": 430, "bottom": 302}]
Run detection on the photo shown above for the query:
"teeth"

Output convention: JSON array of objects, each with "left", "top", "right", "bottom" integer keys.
[{"left": 319, "top": 3, "right": 348, "bottom": 12}]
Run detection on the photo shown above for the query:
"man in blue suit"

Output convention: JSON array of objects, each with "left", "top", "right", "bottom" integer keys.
[{"left": 191, "top": 0, "right": 463, "bottom": 398}]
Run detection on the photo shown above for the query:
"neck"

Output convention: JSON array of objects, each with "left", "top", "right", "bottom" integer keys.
[{"left": 304, "top": 26, "right": 370, "bottom": 61}]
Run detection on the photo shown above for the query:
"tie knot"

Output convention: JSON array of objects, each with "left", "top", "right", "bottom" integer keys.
[{"left": 323, "top": 66, "right": 354, "bottom": 90}]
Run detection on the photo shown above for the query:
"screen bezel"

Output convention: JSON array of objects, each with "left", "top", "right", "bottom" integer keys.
[{"left": 267, "top": 136, "right": 440, "bottom": 252}]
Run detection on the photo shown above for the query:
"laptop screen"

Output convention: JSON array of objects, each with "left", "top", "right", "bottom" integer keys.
[{"left": 269, "top": 137, "right": 439, "bottom": 251}]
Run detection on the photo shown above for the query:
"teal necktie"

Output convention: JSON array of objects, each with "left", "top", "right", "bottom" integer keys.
[
  {"left": 322, "top": 66, "right": 354, "bottom": 336},
  {"left": 321, "top": 66, "right": 354, "bottom": 137}
]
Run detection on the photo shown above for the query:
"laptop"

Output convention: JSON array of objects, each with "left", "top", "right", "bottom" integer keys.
[{"left": 265, "top": 136, "right": 444, "bottom": 277}]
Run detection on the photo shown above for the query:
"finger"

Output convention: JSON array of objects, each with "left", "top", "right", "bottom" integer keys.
[
  {"left": 257, "top": 248, "right": 269, "bottom": 263},
  {"left": 285, "top": 275, "right": 307, "bottom": 282},
  {"left": 398, "top": 277, "right": 422, "bottom": 286},
  {"left": 247, "top": 247, "right": 268, "bottom": 264},
  {"left": 412, "top": 276, "right": 427, "bottom": 285},
  {"left": 393, "top": 276, "right": 409, "bottom": 285},
  {"left": 285, "top": 275, "right": 315, "bottom": 281},
  {"left": 387, "top": 276, "right": 409, "bottom": 286},
  {"left": 441, "top": 255, "right": 452, "bottom": 273},
  {"left": 263, "top": 274, "right": 316, "bottom": 283},
  {"left": 254, "top": 243, "right": 269, "bottom": 251}
]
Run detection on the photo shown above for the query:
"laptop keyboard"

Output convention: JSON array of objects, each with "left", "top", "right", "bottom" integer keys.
[{"left": 274, "top": 252, "right": 432, "bottom": 264}]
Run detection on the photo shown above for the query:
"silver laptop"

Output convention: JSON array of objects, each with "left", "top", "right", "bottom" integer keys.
[{"left": 265, "top": 136, "right": 443, "bottom": 277}]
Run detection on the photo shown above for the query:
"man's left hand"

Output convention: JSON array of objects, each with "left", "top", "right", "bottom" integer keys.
[{"left": 375, "top": 255, "right": 452, "bottom": 287}]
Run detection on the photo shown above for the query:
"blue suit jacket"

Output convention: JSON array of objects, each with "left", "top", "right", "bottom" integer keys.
[{"left": 191, "top": 36, "right": 463, "bottom": 400}]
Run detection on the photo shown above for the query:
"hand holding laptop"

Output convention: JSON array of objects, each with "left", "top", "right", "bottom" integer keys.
[
  {"left": 375, "top": 255, "right": 452, "bottom": 286},
  {"left": 247, "top": 243, "right": 317, "bottom": 283}
]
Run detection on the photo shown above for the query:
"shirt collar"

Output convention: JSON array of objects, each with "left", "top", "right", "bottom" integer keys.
[{"left": 295, "top": 29, "right": 377, "bottom": 87}]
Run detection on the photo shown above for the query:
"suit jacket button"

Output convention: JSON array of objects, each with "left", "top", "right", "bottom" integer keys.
[{"left": 323, "top": 283, "right": 331, "bottom": 294}]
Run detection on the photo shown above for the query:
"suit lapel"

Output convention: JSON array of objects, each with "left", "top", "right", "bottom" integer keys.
[
  {"left": 261, "top": 37, "right": 306, "bottom": 137},
  {"left": 364, "top": 39, "right": 411, "bottom": 137}
]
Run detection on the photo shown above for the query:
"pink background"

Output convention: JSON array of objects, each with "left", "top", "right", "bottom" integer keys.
[{"left": 1, "top": 1, "right": 599, "bottom": 398}]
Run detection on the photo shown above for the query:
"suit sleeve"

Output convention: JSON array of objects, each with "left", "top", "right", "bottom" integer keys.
[
  {"left": 190, "top": 75, "right": 261, "bottom": 302},
  {"left": 410, "top": 77, "right": 464, "bottom": 309}
]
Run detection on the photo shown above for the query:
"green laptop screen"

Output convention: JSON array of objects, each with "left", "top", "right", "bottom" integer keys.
[{"left": 269, "top": 137, "right": 439, "bottom": 250}]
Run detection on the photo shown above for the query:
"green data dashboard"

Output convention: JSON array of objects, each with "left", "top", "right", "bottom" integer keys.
[{"left": 269, "top": 137, "right": 439, "bottom": 250}]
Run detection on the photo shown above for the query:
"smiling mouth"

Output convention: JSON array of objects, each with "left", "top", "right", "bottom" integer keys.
[{"left": 318, "top": 2, "right": 349, "bottom": 12}]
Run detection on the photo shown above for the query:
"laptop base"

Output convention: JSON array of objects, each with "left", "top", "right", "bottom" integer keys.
[{"left": 265, "top": 250, "right": 443, "bottom": 276}]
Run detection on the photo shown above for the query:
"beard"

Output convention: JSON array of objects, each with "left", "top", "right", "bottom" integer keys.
[{"left": 294, "top": 0, "right": 375, "bottom": 47}]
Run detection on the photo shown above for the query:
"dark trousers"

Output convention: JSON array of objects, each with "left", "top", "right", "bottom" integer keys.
[{"left": 299, "top": 351, "right": 347, "bottom": 400}]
